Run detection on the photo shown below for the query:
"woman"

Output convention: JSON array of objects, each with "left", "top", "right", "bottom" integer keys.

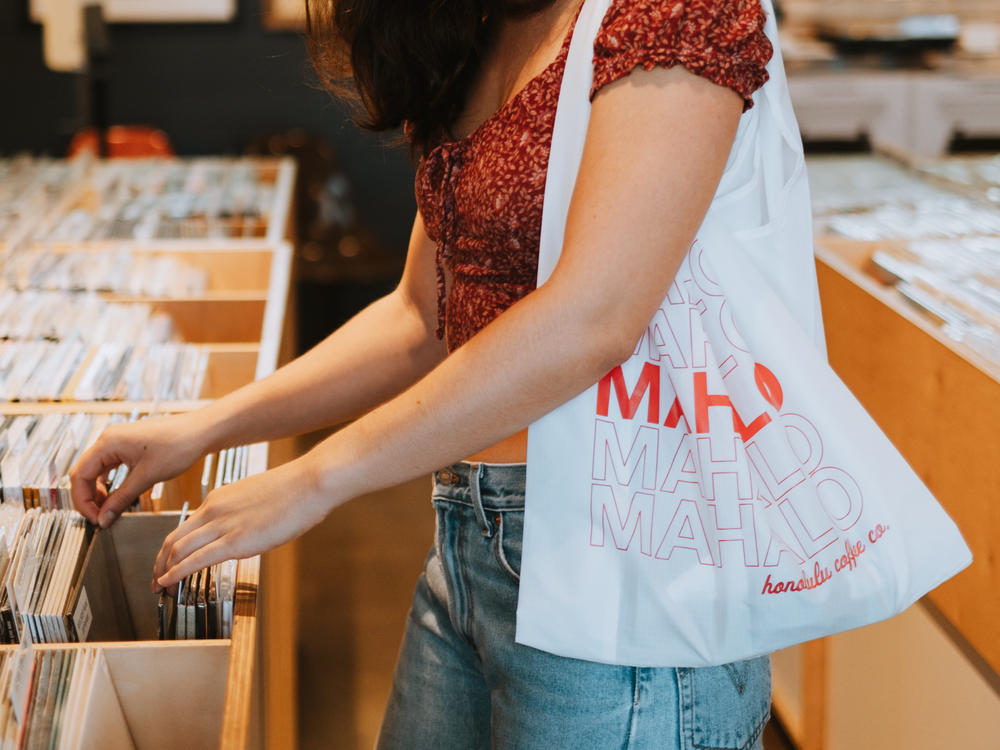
[{"left": 71, "top": 0, "right": 775, "bottom": 746}]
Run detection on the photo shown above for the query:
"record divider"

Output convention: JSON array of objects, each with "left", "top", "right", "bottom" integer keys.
[{"left": 0, "top": 156, "right": 298, "bottom": 750}]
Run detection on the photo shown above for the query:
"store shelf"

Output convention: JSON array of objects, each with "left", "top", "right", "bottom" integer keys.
[
  {"left": 787, "top": 67, "right": 1000, "bottom": 156},
  {"left": 0, "top": 156, "right": 297, "bottom": 749},
  {"left": 0, "top": 440, "right": 266, "bottom": 749},
  {"left": 113, "top": 296, "right": 268, "bottom": 345},
  {"left": 813, "top": 236, "right": 999, "bottom": 669},
  {"left": 773, "top": 230, "right": 1000, "bottom": 750},
  {"left": 16, "top": 641, "right": 231, "bottom": 750},
  {"left": 26, "top": 159, "right": 296, "bottom": 252}
]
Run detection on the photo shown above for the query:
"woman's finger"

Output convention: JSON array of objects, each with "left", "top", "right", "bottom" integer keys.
[
  {"left": 156, "top": 537, "right": 234, "bottom": 591},
  {"left": 97, "top": 462, "right": 154, "bottom": 528},
  {"left": 73, "top": 494, "right": 101, "bottom": 526},
  {"left": 153, "top": 506, "right": 214, "bottom": 583},
  {"left": 70, "top": 439, "right": 130, "bottom": 523},
  {"left": 162, "top": 519, "right": 225, "bottom": 577},
  {"left": 72, "top": 470, "right": 114, "bottom": 525}
]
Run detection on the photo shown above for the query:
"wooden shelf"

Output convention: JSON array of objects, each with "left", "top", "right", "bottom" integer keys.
[
  {"left": 0, "top": 400, "right": 213, "bottom": 415},
  {"left": 6, "top": 243, "right": 286, "bottom": 345},
  {"left": 772, "top": 231, "right": 1000, "bottom": 750},
  {"left": 0, "top": 507, "right": 262, "bottom": 750},
  {"left": 125, "top": 297, "right": 268, "bottom": 345},
  {"left": 0, "top": 156, "right": 298, "bottom": 749},
  {"left": 0, "top": 437, "right": 272, "bottom": 750},
  {"left": 814, "top": 236, "right": 1000, "bottom": 384},
  {"left": 0, "top": 342, "right": 258, "bottom": 408},
  {"left": 814, "top": 236, "right": 1000, "bottom": 675},
  {"left": 17, "top": 641, "right": 232, "bottom": 750},
  {"left": 18, "top": 246, "right": 276, "bottom": 291},
  {"left": 25, "top": 158, "right": 296, "bottom": 254}
]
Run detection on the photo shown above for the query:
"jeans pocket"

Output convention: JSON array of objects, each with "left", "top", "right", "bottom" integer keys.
[
  {"left": 678, "top": 656, "right": 771, "bottom": 750},
  {"left": 492, "top": 510, "right": 523, "bottom": 583}
]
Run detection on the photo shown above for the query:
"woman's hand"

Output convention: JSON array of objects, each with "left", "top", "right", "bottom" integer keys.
[
  {"left": 70, "top": 412, "right": 211, "bottom": 528},
  {"left": 68, "top": 217, "right": 443, "bottom": 531},
  {"left": 151, "top": 455, "right": 335, "bottom": 593}
]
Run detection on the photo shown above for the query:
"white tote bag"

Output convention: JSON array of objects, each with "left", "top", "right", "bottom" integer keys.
[{"left": 519, "top": 0, "right": 972, "bottom": 667}]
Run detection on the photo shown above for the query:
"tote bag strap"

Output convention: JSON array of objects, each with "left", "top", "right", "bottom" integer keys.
[
  {"left": 536, "top": 0, "right": 612, "bottom": 286},
  {"left": 538, "top": 0, "right": 825, "bottom": 351}
]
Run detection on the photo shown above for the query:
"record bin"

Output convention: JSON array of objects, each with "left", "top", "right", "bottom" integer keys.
[
  {"left": 812, "top": 235, "right": 999, "bottom": 668},
  {"left": 770, "top": 235, "right": 1000, "bottom": 750},
  {"left": 0, "top": 155, "right": 298, "bottom": 749}
]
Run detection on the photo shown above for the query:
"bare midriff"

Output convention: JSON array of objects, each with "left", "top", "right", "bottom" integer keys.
[{"left": 464, "top": 427, "right": 528, "bottom": 464}]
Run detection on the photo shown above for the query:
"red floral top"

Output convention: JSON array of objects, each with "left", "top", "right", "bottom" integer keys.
[{"left": 417, "top": 0, "right": 773, "bottom": 352}]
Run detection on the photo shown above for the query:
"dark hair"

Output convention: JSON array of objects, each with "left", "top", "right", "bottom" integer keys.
[{"left": 306, "top": 0, "right": 557, "bottom": 158}]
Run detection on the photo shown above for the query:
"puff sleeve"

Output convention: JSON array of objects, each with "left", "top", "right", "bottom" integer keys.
[{"left": 591, "top": 0, "right": 773, "bottom": 111}]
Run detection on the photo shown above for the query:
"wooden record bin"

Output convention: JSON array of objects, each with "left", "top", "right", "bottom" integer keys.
[
  {"left": 0, "top": 156, "right": 298, "bottom": 749},
  {"left": 770, "top": 235, "right": 1000, "bottom": 750},
  {"left": 813, "top": 236, "right": 998, "bottom": 668},
  {"left": 0, "top": 240, "right": 292, "bottom": 412},
  {"left": 28, "top": 159, "right": 295, "bottom": 255},
  {"left": 0, "top": 471, "right": 265, "bottom": 750}
]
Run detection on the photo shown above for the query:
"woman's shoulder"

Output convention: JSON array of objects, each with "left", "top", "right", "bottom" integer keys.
[{"left": 591, "top": 0, "right": 773, "bottom": 111}]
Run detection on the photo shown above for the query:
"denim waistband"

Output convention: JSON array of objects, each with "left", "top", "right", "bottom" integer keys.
[{"left": 432, "top": 462, "right": 526, "bottom": 510}]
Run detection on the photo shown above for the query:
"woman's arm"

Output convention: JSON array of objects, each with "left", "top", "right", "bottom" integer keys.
[
  {"left": 70, "top": 215, "right": 447, "bottom": 526},
  {"left": 181, "top": 215, "right": 447, "bottom": 449},
  {"left": 153, "top": 62, "right": 745, "bottom": 589}
]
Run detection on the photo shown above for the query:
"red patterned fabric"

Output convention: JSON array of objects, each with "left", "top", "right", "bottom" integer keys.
[{"left": 416, "top": 0, "right": 772, "bottom": 352}]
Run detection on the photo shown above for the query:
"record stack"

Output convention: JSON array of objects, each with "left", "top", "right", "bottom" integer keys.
[
  {"left": 0, "top": 645, "right": 134, "bottom": 749},
  {"left": 35, "top": 159, "right": 279, "bottom": 244},
  {"left": 160, "top": 446, "right": 251, "bottom": 642},
  {"left": 0, "top": 157, "right": 88, "bottom": 254},
  {"left": 810, "top": 154, "right": 1000, "bottom": 372}
]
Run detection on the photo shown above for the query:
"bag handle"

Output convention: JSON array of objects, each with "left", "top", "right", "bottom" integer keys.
[
  {"left": 536, "top": 0, "right": 824, "bottom": 348},
  {"left": 536, "top": 0, "right": 612, "bottom": 287},
  {"left": 538, "top": 0, "right": 805, "bottom": 270}
]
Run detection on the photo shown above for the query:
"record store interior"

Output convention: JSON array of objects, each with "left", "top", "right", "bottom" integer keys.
[{"left": 1, "top": 0, "right": 1000, "bottom": 748}]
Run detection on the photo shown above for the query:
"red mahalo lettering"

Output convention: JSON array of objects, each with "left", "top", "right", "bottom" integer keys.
[
  {"left": 597, "top": 363, "right": 661, "bottom": 424},
  {"left": 664, "top": 397, "right": 689, "bottom": 431},
  {"left": 693, "top": 372, "right": 771, "bottom": 441},
  {"left": 693, "top": 372, "right": 730, "bottom": 434},
  {"left": 754, "top": 363, "right": 783, "bottom": 411}
]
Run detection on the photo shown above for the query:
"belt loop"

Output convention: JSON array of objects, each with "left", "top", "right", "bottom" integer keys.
[{"left": 469, "top": 463, "right": 492, "bottom": 537}]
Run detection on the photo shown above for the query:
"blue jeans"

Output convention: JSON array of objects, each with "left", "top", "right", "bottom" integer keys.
[{"left": 377, "top": 462, "right": 771, "bottom": 750}]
